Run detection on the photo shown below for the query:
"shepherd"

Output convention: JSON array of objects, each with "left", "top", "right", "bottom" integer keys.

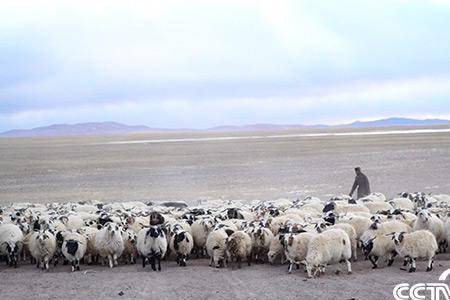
[{"left": 349, "top": 167, "right": 370, "bottom": 199}]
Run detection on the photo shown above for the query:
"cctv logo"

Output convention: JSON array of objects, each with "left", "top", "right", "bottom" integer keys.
[{"left": 393, "top": 269, "right": 450, "bottom": 300}]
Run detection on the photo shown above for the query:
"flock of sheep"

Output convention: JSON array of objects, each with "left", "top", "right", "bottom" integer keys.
[{"left": 0, "top": 191, "right": 449, "bottom": 278}]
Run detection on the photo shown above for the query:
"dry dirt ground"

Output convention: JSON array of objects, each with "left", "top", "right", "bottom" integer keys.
[
  {"left": 1, "top": 254, "right": 450, "bottom": 300},
  {"left": 1, "top": 125, "right": 450, "bottom": 205},
  {"left": 1, "top": 126, "right": 450, "bottom": 300}
]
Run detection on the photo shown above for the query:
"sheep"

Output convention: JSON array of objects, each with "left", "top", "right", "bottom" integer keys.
[
  {"left": 445, "top": 218, "right": 450, "bottom": 250},
  {"left": 322, "top": 201, "right": 370, "bottom": 215},
  {"left": 206, "top": 228, "right": 234, "bottom": 268},
  {"left": 28, "top": 230, "right": 57, "bottom": 270},
  {"left": 59, "top": 215, "right": 84, "bottom": 230},
  {"left": 359, "top": 193, "right": 386, "bottom": 202},
  {"left": 169, "top": 229, "right": 194, "bottom": 267},
  {"left": 251, "top": 226, "right": 274, "bottom": 263},
  {"left": 95, "top": 223, "right": 124, "bottom": 268},
  {"left": 283, "top": 231, "right": 315, "bottom": 274},
  {"left": 413, "top": 209, "right": 446, "bottom": 252},
  {"left": 267, "top": 234, "right": 286, "bottom": 265},
  {"left": 329, "top": 213, "right": 372, "bottom": 240},
  {"left": 78, "top": 226, "right": 98, "bottom": 264},
  {"left": 360, "top": 234, "right": 397, "bottom": 269},
  {"left": 305, "top": 229, "right": 352, "bottom": 278},
  {"left": 121, "top": 229, "right": 138, "bottom": 264},
  {"left": 315, "top": 222, "right": 358, "bottom": 262},
  {"left": 226, "top": 231, "right": 252, "bottom": 268},
  {"left": 268, "top": 215, "right": 303, "bottom": 235},
  {"left": 362, "top": 201, "right": 393, "bottom": 214},
  {"left": 61, "top": 231, "right": 87, "bottom": 271},
  {"left": 389, "top": 198, "right": 414, "bottom": 211},
  {"left": 391, "top": 230, "right": 438, "bottom": 272},
  {"left": 137, "top": 225, "right": 168, "bottom": 271},
  {"left": 0, "top": 223, "right": 24, "bottom": 267},
  {"left": 368, "top": 220, "right": 412, "bottom": 235},
  {"left": 191, "top": 218, "right": 214, "bottom": 257}
]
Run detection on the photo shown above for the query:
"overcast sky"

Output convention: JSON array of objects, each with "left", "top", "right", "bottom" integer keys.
[{"left": 1, "top": 0, "right": 450, "bottom": 131}]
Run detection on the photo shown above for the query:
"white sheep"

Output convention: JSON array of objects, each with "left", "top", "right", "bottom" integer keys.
[
  {"left": 362, "top": 201, "right": 392, "bottom": 214},
  {"left": 191, "top": 218, "right": 214, "bottom": 257},
  {"left": 334, "top": 215, "right": 372, "bottom": 240},
  {"left": 61, "top": 231, "right": 87, "bottom": 271},
  {"left": 391, "top": 230, "right": 438, "bottom": 272},
  {"left": 95, "top": 223, "right": 124, "bottom": 268},
  {"left": 226, "top": 231, "right": 252, "bottom": 268},
  {"left": 445, "top": 218, "right": 450, "bottom": 250},
  {"left": 78, "top": 226, "right": 98, "bottom": 264},
  {"left": 360, "top": 233, "right": 397, "bottom": 269},
  {"left": 0, "top": 223, "right": 24, "bottom": 267},
  {"left": 251, "top": 227, "right": 274, "bottom": 262},
  {"left": 59, "top": 215, "right": 84, "bottom": 230},
  {"left": 121, "top": 229, "right": 138, "bottom": 264},
  {"left": 137, "top": 225, "right": 168, "bottom": 271},
  {"left": 283, "top": 231, "right": 315, "bottom": 274},
  {"left": 169, "top": 229, "right": 194, "bottom": 267},
  {"left": 305, "top": 229, "right": 352, "bottom": 278},
  {"left": 29, "top": 230, "right": 57, "bottom": 270},
  {"left": 267, "top": 234, "right": 286, "bottom": 265},
  {"left": 359, "top": 193, "right": 386, "bottom": 202},
  {"left": 389, "top": 198, "right": 414, "bottom": 211},
  {"left": 369, "top": 220, "right": 412, "bottom": 235},
  {"left": 413, "top": 209, "right": 446, "bottom": 252},
  {"left": 206, "top": 228, "right": 233, "bottom": 268},
  {"left": 323, "top": 201, "right": 370, "bottom": 215},
  {"left": 316, "top": 222, "right": 358, "bottom": 262}
]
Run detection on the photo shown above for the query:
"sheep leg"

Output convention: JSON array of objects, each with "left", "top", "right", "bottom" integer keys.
[
  {"left": 142, "top": 256, "right": 146, "bottom": 268},
  {"left": 335, "top": 263, "right": 341, "bottom": 275},
  {"left": 182, "top": 254, "right": 187, "bottom": 267},
  {"left": 346, "top": 259, "right": 352, "bottom": 274},
  {"left": 408, "top": 258, "right": 416, "bottom": 273},
  {"left": 387, "top": 251, "right": 397, "bottom": 266},
  {"left": 44, "top": 257, "right": 49, "bottom": 270},
  {"left": 369, "top": 256, "right": 378, "bottom": 269},
  {"left": 71, "top": 261, "right": 75, "bottom": 272},
  {"left": 288, "top": 262, "right": 293, "bottom": 274},
  {"left": 426, "top": 256, "right": 434, "bottom": 272},
  {"left": 403, "top": 257, "right": 409, "bottom": 267},
  {"left": 108, "top": 255, "right": 113, "bottom": 268},
  {"left": 113, "top": 253, "right": 118, "bottom": 266},
  {"left": 247, "top": 254, "right": 251, "bottom": 266},
  {"left": 237, "top": 257, "right": 241, "bottom": 269},
  {"left": 150, "top": 256, "right": 156, "bottom": 271},
  {"left": 209, "top": 257, "right": 213, "bottom": 267},
  {"left": 157, "top": 255, "right": 162, "bottom": 271},
  {"left": 222, "top": 258, "right": 227, "bottom": 268},
  {"left": 306, "top": 265, "right": 313, "bottom": 278},
  {"left": 352, "top": 239, "right": 358, "bottom": 261}
]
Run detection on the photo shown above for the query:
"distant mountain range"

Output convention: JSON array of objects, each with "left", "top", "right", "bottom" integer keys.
[{"left": 1, "top": 118, "right": 450, "bottom": 137}]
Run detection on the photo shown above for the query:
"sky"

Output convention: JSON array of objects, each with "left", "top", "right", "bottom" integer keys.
[{"left": 1, "top": 0, "right": 450, "bottom": 131}]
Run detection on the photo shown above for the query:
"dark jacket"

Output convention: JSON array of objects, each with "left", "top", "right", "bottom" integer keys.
[{"left": 350, "top": 172, "right": 370, "bottom": 199}]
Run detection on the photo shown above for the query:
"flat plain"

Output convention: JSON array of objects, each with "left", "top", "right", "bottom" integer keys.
[
  {"left": 1, "top": 125, "right": 450, "bottom": 300},
  {"left": 1, "top": 125, "right": 449, "bottom": 205}
]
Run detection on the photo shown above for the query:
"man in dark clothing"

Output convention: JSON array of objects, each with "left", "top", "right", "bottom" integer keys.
[{"left": 349, "top": 167, "right": 370, "bottom": 199}]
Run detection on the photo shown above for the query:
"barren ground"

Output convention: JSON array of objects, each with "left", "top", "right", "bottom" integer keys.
[{"left": 1, "top": 126, "right": 450, "bottom": 300}]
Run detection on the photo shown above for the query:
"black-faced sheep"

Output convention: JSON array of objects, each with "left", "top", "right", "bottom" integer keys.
[{"left": 137, "top": 225, "right": 168, "bottom": 271}]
